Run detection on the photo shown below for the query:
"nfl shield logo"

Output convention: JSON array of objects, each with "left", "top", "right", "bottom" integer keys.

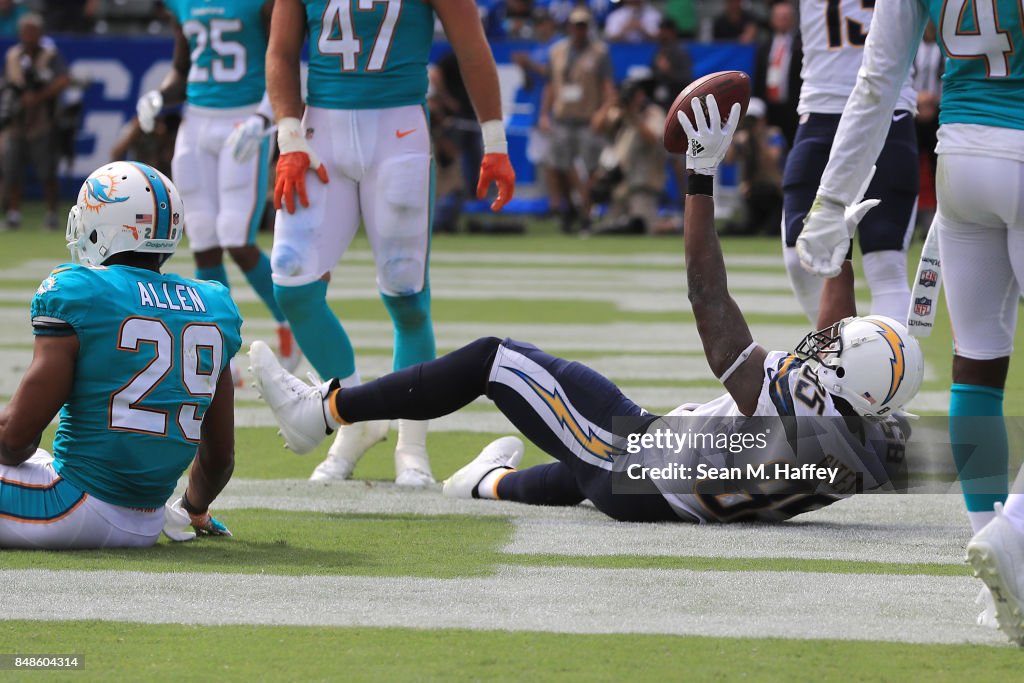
[
  {"left": 919, "top": 269, "right": 938, "bottom": 287},
  {"left": 914, "top": 297, "right": 932, "bottom": 317}
]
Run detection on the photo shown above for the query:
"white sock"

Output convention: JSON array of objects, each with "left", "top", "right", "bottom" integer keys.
[
  {"left": 1002, "top": 494, "right": 1024, "bottom": 536},
  {"left": 476, "top": 467, "right": 513, "bottom": 499},
  {"left": 863, "top": 250, "right": 911, "bottom": 320},
  {"left": 783, "top": 245, "right": 822, "bottom": 324},
  {"left": 395, "top": 419, "right": 430, "bottom": 475},
  {"left": 968, "top": 509, "right": 997, "bottom": 534}
]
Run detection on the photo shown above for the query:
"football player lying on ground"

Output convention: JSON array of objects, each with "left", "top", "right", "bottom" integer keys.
[
  {"left": 250, "top": 95, "right": 924, "bottom": 523},
  {"left": 0, "top": 162, "right": 240, "bottom": 548}
]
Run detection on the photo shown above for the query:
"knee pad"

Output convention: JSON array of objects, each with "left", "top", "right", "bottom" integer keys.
[
  {"left": 271, "top": 242, "right": 308, "bottom": 280},
  {"left": 378, "top": 254, "right": 426, "bottom": 296},
  {"left": 274, "top": 280, "right": 328, "bottom": 322}
]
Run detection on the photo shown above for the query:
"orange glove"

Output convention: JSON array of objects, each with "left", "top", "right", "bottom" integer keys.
[
  {"left": 275, "top": 152, "right": 329, "bottom": 213},
  {"left": 476, "top": 153, "right": 515, "bottom": 212},
  {"left": 274, "top": 117, "right": 329, "bottom": 214}
]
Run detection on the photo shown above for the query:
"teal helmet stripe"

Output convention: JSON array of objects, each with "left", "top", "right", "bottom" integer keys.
[{"left": 126, "top": 161, "right": 172, "bottom": 239}]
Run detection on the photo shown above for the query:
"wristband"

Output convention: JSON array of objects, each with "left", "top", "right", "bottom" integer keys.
[
  {"left": 181, "top": 490, "right": 205, "bottom": 515},
  {"left": 686, "top": 173, "right": 713, "bottom": 197},
  {"left": 481, "top": 119, "right": 508, "bottom": 155},
  {"left": 718, "top": 341, "right": 758, "bottom": 384},
  {"left": 277, "top": 117, "right": 306, "bottom": 155}
]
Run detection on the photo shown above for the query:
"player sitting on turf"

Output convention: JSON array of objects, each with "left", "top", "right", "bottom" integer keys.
[
  {"left": 249, "top": 95, "right": 924, "bottom": 523},
  {"left": 0, "top": 162, "right": 240, "bottom": 548}
]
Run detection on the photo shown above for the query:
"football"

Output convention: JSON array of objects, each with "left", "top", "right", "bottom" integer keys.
[{"left": 663, "top": 70, "right": 752, "bottom": 154}]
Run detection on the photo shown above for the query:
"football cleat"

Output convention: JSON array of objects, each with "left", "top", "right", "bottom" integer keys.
[
  {"left": 966, "top": 503, "right": 1024, "bottom": 645},
  {"left": 248, "top": 340, "right": 333, "bottom": 455},
  {"left": 443, "top": 436, "right": 524, "bottom": 499},
  {"left": 276, "top": 323, "right": 302, "bottom": 373},
  {"left": 977, "top": 585, "right": 998, "bottom": 629},
  {"left": 309, "top": 421, "right": 389, "bottom": 481}
]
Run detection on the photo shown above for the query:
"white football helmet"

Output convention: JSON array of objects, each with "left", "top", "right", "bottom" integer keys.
[
  {"left": 66, "top": 161, "right": 183, "bottom": 266},
  {"left": 796, "top": 315, "right": 924, "bottom": 418}
]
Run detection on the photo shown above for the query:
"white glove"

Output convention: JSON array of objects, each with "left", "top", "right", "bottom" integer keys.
[
  {"left": 136, "top": 90, "right": 163, "bottom": 134},
  {"left": 162, "top": 497, "right": 196, "bottom": 542},
  {"left": 676, "top": 94, "right": 742, "bottom": 175},
  {"left": 796, "top": 167, "right": 881, "bottom": 278},
  {"left": 225, "top": 114, "right": 269, "bottom": 162}
]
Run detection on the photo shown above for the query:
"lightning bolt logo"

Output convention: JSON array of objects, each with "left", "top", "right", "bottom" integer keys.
[
  {"left": 505, "top": 367, "right": 620, "bottom": 462},
  {"left": 869, "top": 320, "right": 906, "bottom": 405}
]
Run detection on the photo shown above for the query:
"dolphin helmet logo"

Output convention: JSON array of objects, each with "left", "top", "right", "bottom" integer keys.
[{"left": 82, "top": 173, "right": 130, "bottom": 212}]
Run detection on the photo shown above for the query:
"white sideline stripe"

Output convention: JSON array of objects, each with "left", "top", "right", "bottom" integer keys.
[
  {"left": 0, "top": 252, "right": 788, "bottom": 282},
  {"left": 199, "top": 482, "right": 970, "bottom": 565},
  {"left": 1, "top": 567, "right": 1007, "bottom": 646}
]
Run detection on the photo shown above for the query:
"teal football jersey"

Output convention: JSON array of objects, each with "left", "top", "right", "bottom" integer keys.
[
  {"left": 31, "top": 264, "right": 243, "bottom": 509},
  {"left": 167, "top": 0, "right": 268, "bottom": 108},
  {"left": 922, "top": 0, "right": 1024, "bottom": 129},
  {"left": 305, "top": 0, "right": 435, "bottom": 109}
]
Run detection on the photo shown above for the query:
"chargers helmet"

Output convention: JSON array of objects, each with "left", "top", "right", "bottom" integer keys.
[
  {"left": 66, "top": 161, "right": 183, "bottom": 266},
  {"left": 796, "top": 315, "right": 924, "bottom": 418}
]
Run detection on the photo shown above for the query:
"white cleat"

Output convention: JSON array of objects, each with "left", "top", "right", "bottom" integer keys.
[
  {"left": 276, "top": 323, "right": 303, "bottom": 373},
  {"left": 443, "top": 436, "right": 524, "bottom": 499},
  {"left": 977, "top": 585, "right": 998, "bottom": 629},
  {"left": 966, "top": 503, "right": 1024, "bottom": 645},
  {"left": 309, "top": 421, "right": 389, "bottom": 481},
  {"left": 248, "top": 340, "right": 333, "bottom": 455}
]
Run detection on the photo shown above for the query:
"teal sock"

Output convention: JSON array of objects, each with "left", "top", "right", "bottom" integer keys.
[
  {"left": 949, "top": 383, "right": 1008, "bottom": 513},
  {"left": 196, "top": 264, "right": 230, "bottom": 289},
  {"left": 381, "top": 288, "right": 436, "bottom": 370},
  {"left": 274, "top": 281, "right": 356, "bottom": 379},
  {"left": 242, "top": 253, "right": 285, "bottom": 323}
]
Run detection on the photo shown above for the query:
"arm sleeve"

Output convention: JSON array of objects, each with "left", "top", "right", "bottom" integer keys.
[{"left": 816, "top": 0, "right": 929, "bottom": 205}]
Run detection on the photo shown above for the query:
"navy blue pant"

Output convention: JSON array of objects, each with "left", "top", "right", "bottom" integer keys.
[
  {"left": 336, "top": 337, "right": 681, "bottom": 522},
  {"left": 783, "top": 111, "right": 919, "bottom": 251}
]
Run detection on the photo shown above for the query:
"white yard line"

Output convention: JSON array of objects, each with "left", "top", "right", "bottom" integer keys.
[{"left": 1, "top": 566, "right": 1006, "bottom": 646}]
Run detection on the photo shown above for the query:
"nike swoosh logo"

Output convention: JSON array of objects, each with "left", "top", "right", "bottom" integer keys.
[
  {"left": 395, "top": 129, "right": 416, "bottom": 138},
  {"left": 892, "top": 112, "right": 910, "bottom": 122}
]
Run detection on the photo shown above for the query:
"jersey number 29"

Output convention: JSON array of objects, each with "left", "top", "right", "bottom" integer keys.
[
  {"left": 318, "top": 0, "right": 401, "bottom": 72},
  {"left": 110, "top": 317, "right": 223, "bottom": 442}
]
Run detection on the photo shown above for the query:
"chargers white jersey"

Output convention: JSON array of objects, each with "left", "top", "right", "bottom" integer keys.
[
  {"left": 648, "top": 351, "right": 907, "bottom": 523},
  {"left": 798, "top": 0, "right": 917, "bottom": 115}
]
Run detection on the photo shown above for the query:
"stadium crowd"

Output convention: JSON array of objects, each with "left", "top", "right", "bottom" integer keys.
[{"left": 0, "top": 0, "right": 939, "bottom": 236}]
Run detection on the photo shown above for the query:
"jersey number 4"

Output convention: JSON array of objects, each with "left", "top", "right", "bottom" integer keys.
[
  {"left": 941, "top": 0, "right": 1018, "bottom": 78},
  {"left": 110, "top": 317, "right": 223, "bottom": 442},
  {"left": 318, "top": 0, "right": 401, "bottom": 72}
]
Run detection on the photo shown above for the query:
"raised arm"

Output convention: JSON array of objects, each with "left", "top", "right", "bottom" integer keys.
[
  {"left": 433, "top": 0, "right": 515, "bottom": 211},
  {"left": 0, "top": 335, "right": 77, "bottom": 465},
  {"left": 678, "top": 96, "right": 767, "bottom": 415}
]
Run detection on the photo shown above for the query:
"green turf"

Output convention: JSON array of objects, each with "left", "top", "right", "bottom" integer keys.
[
  {"left": 0, "top": 621, "right": 1016, "bottom": 682},
  {"left": 0, "top": 506, "right": 964, "bottom": 578},
  {"left": 0, "top": 511, "right": 511, "bottom": 578},
  {"left": 230, "top": 429, "right": 556, "bottom": 481}
]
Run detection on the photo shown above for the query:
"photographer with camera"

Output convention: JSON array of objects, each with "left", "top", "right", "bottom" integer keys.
[
  {"left": 1, "top": 13, "right": 68, "bottom": 230},
  {"left": 589, "top": 75, "right": 666, "bottom": 235}
]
